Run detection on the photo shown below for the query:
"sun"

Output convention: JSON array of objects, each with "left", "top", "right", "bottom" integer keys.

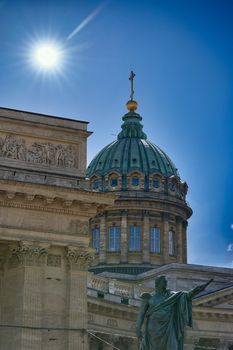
[
  {"left": 34, "top": 44, "right": 60, "bottom": 69},
  {"left": 30, "top": 41, "right": 64, "bottom": 73}
]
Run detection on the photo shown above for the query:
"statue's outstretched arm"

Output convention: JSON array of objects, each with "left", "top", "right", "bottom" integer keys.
[
  {"left": 188, "top": 278, "right": 213, "bottom": 299},
  {"left": 136, "top": 293, "right": 150, "bottom": 338}
]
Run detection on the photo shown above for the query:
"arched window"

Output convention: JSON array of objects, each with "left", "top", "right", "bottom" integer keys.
[
  {"left": 108, "top": 225, "right": 120, "bottom": 252},
  {"left": 169, "top": 229, "right": 175, "bottom": 255},
  {"left": 132, "top": 176, "right": 140, "bottom": 187},
  {"left": 92, "top": 179, "right": 99, "bottom": 190},
  {"left": 153, "top": 178, "right": 160, "bottom": 189},
  {"left": 129, "top": 225, "right": 141, "bottom": 252},
  {"left": 110, "top": 177, "right": 118, "bottom": 187},
  {"left": 92, "top": 227, "right": 100, "bottom": 252},
  {"left": 150, "top": 227, "right": 160, "bottom": 253}
]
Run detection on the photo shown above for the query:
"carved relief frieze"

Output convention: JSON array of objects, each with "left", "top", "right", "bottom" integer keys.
[
  {"left": 0, "top": 134, "right": 79, "bottom": 169},
  {"left": 66, "top": 246, "right": 95, "bottom": 270},
  {"left": 9, "top": 241, "right": 48, "bottom": 267}
]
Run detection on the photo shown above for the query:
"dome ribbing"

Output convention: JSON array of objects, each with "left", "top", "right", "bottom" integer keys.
[{"left": 87, "top": 110, "right": 179, "bottom": 179}]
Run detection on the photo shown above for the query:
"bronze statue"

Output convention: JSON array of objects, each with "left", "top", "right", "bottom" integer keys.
[{"left": 136, "top": 275, "right": 213, "bottom": 350}]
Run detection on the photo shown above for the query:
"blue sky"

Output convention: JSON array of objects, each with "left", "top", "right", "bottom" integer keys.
[{"left": 0, "top": 0, "right": 232, "bottom": 267}]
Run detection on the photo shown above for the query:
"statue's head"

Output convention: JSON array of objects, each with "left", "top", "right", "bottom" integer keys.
[{"left": 155, "top": 275, "right": 167, "bottom": 291}]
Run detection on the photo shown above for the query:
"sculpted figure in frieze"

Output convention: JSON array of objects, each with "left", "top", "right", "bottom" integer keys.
[
  {"left": 0, "top": 133, "right": 78, "bottom": 169},
  {"left": 136, "top": 275, "right": 213, "bottom": 350},
  {"left": 0, "top": 135, "right": 26, "bottom": 160}
]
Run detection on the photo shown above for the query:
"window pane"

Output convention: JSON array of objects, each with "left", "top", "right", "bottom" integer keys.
[
  {"left": 110, "top": 178, "right": 118, "bottom": 187},
  {"left": 129, "top": 225, "right": 140, "bottom": 252},
  {"left": 153, "top": 178, "right": 160, "bottom": 188},
  {"left": 92, "top": 180, "right": 99, "bottom": 190},
  {"left": 150, "top": 227, "right": 160, "bottom": 253},
  {"left": 132, "top": 177, "right": 139, "bottom": 186},
  {"left": 109, "top": 226, "right": 120, "bottom": 252},
  {"left": 169, "top": 230, "right": 175, "bottom": 255}
]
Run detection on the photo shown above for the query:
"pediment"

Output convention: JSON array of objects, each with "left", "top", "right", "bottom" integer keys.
[{"left": 193, "top": 285, "right": 233, "bottom": 307}]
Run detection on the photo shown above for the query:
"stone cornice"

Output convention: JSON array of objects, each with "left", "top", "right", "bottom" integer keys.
[
  {"left": 0, "top": 179, "right": 116, "bottom": 215},
  {"left": 92, "top": 263, "right": 233, "bottom": 283},
  {"left": 0, "top": 226, "right": 89, "bottom": 247},
  {"left": 106, "top": 197, "right": 191, "bottom": 220},
  {"left": 0, "top": 107, "right": 90, "bottom": 133},
  {"left": 134, "top": 263, "right": 233, "bottom": 282}
]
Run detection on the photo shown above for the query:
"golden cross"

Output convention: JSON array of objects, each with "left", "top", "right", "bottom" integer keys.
[{"left": 129, "top": 71, "right": 136, "bottom": 100}]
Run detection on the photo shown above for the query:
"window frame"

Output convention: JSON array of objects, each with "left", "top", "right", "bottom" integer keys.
[
  {"left": 108, "top": 225, "right": 121, "bottom": 252},
  {"left": 129, "top": 224, "right": 141, "bottom": 252},
  {"left": 150, "top": 226, "right": 161, "bottom": 253}
]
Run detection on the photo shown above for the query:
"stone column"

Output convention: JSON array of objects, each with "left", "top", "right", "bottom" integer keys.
[
  {"left": 66, "top": 245, "right": 94, "bottom": 350},
  {"left": 176, "top": 217, "right": 183, "bottom": 263},
  {"left": 162, "top": 213, "right": 170, "bottom": 264},
  {"left": 99, "top": 213, "right": 107, "bottom": 264},
  {"left": 120, "top": 210, "right": 128, "bottom": 263},
  {"left": 5, "top": 241, "right": 48, "bottom": 350},
  {"left": 143, "top": 211, "right": 150, "bottom": 263}
]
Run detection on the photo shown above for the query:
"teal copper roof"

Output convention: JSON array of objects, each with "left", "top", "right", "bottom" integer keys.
[{"left": 87, "top": 110, "right": 179, "bottom": 178}]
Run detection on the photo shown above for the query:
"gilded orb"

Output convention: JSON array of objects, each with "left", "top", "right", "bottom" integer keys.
[{"left": 126, "top": 99, "right": 138, "bottom": 112}]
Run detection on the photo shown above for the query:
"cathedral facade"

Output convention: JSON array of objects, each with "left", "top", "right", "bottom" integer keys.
[
  {"left": 0, "top": 107, "right": 114, "bottom": 350},
  {"left": 0, "top": 79, "right": 232, "bottom": 350},
  {"left": 86, "top": 93, "right": 233, "bottom": 349}
]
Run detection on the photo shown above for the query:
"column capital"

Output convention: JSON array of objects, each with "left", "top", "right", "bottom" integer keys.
[
  {"left": 66, "top": 246, "right": 95, "bottom": 270},
  {"left": 10, "top": 241, "right": 49, "bottom": 267}
]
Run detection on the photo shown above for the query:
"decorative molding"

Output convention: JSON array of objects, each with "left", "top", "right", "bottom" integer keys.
[
  {"left": 0, "top": 134, "right": 79, "bottom": 169},
  {"left": 0, "top": 199, "right": 90, "bottom": 217}
]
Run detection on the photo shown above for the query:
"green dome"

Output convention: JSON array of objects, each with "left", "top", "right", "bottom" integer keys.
[{"left": 87, "top": 110, "right": 179, "bottom": 179}]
